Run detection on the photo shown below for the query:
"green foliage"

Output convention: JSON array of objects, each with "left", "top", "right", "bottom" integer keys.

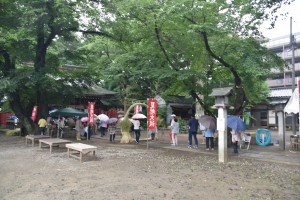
[{"left": 0, "top": 0, "right": 290, "bottom": 125}]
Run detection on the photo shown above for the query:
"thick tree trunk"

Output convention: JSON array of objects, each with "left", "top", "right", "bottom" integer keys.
[{"left": 9, "top": 92, "right": 36, "bottom": 134}]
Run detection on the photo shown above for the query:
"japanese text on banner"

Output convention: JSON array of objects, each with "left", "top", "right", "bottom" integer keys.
[
  {"left": 88, "top": 102, "right": 95, "bottom": 125},
  {"left": 148, "top": 99, "right": 157, "bottom": 129}
]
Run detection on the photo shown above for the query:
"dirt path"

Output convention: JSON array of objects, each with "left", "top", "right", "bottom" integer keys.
[{"left": 0, "top": 133, "right": 299, "bottom": 200}]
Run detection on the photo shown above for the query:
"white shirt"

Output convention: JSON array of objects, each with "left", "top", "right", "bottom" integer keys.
[{"left": 130, "top": 119, "right": 140, "bottom": 130}]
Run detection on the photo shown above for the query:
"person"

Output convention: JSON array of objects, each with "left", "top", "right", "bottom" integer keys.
[
  {"left": 108, "top": 123, "right": 116, "bottom": 143},
  {"left": 130, "top": 119, "right": 140, "bottom": 144},
  {"left": 231, "top": 129, "right": 241, "bottom": 154},
  {"left": 38, "top": 117, "right": 47, "bottom": 134},
  {"left": 100, "top": 120, "right": 107, "bottom": 137},
  {"left": 171, "top": 118, "right": 180, "bottom": 146},
  {"left": 38, "top": 117, "right": 48, "bottom": 135},
  {"left": 66, "top": 117, "right": 75, "bottom": 128},
  {"left": 49, "top": 119, "right": 57, "bottom": 137},
  {"left": 75, "top": 118, "right": 83, "bottom": 141},
  {"left": 46, "top": 117, "right": 52, "bottom": 136},
  {"left": 204, "top": 128, "right": 215, "bottom": 150},
  {"left": 170, "top": 114, "right": 176, "bottom": 143},
  {"left": 188, "top": 115, "right": 199, "bottom": 148}
]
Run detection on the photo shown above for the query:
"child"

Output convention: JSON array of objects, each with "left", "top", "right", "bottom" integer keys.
[
  {"left": 108, "top": 123, "right": 116, "bottom": 143},
  {"left": 171, "top": 118, "right": 179, "bottom": 146}
]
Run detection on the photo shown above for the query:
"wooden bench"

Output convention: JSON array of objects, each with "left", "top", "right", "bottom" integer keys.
[
  {"left": 39, "top": 138, "right": 72, "bottom": 153},
  {"left": 25, "top": 135, "right": 50, "bottom": 147},
  {"left": 66, "top": 143, "right": 97, "bottom": 163}
]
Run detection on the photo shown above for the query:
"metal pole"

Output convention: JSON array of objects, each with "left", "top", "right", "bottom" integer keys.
[{"left": 290, "top": 17, "right": 296, "bottom": 135}]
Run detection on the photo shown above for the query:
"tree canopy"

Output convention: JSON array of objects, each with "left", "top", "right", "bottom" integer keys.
[{"left": 0, "top": 0, "right": 290, "bottom": 132}]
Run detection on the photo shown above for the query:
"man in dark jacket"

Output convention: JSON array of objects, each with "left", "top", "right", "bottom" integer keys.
[{"left": 188, "top": 115, "right": 199, "bottom": 148}]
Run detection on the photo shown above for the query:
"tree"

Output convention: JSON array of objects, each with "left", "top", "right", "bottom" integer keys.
[
  {"left": 95, "top": 0, "right": 287, "bottom": 115},
  {"left": 0, "top": 0, "right": 105, "bottom": 133}
]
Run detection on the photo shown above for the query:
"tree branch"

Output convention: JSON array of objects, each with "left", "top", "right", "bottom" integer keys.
[{"left": 154, "top": 20, "right": 178, "bottom": 71}]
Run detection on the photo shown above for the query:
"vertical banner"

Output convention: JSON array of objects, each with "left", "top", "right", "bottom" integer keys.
[
  {"left": 134, "top": 105, "right": 142, "bottom": 114},
  {"left": 148, "top": 99, "right": 157, "bottom": 129},
  {"left": 31, "top": 106, "right": 37, "bottom": 121},
  {"left": 88, "top": 102, "right": 95, "bottom": 125}
]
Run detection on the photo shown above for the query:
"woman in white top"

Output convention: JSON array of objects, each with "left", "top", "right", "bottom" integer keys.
[{"left": 171, "top": 118, "right": 180, "bottom": 146}]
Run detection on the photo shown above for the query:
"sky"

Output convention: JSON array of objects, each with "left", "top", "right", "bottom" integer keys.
[{"left": 260, "top": 0, "right": 300, "bottom": 39}]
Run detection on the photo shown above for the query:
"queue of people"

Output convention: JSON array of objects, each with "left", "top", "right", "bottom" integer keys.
[{"left": 36, "top": 113, "right": 242, "bottom": 155}]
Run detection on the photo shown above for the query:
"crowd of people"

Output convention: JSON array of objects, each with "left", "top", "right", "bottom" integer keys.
[{"left": 37, "top": 113, "right": 241, "bottom": 154}]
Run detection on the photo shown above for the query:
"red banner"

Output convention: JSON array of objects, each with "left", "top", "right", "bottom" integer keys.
[
  {"left": 88, "top": 102, "right": 95, "bottom": 125},
  {"left": 134, "top": 105, "right": 142, "bottom": 114},
  {"left": 31, "top": 106, "right": 37, "bottom": 121},
  {"left": 148, "top": 99, "right": 157, "bottom": 129}
]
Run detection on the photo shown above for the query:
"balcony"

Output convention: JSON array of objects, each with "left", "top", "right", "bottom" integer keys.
[
  {"left": 267, "top": 76, "right": 300, "bottom": 87},
  {"left": 270, "top": 63, "right": 300, "bottom": 73}
]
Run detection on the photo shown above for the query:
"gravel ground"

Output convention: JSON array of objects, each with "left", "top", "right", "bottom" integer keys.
[{"left": 0, "top": 133, "right": 299, "bottom": 200}]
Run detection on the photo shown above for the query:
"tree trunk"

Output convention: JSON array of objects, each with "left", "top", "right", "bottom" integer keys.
[{"left": 9, "top": 92, "right": 36, "bottom": 134}]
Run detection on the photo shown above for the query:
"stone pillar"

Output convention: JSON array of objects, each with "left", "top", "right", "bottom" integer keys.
[
  {"left": 209, "top": 87, "right": 232, "bottom": 163},
  {"left": 277, "top": 111, "right": 285, "bottom": 150},
  {"left": 217, "top": 107, "right": 227, "bottom": 163}
]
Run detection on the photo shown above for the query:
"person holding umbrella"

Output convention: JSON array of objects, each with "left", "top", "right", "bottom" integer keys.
[
  {"left": 100, "top": 120, "right": 108, "bottom": 137},
  {"left": 231, "top": 129, "right": 241, "bottom": 154},
  {"left": 130, "top": 118, "right": 140, "bottom": 144},
  {"left": 108, "top": 123, "right": 116, "bottom": 143},
  {"left": 226, "top": 115, "right": 246, "bottom": 154},
  {"left": 203, "top": 128, "right": 215, "bottom": 150}
]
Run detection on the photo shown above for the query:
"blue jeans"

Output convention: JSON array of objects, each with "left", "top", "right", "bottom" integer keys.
[
  {"left": 100, "top": 127, "right": 106, "bottom": 136},
  {"left": 135, "top": 129, "right": 140, "bottom": 143},
  {"left": 189, "top": 131, "right": 198, "bottom": 146},
  {"left": 39, "top": 127, "right": 46, "bottom": 135}
]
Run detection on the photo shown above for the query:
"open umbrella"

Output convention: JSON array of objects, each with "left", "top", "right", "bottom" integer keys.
[
  {"left": 98, "top": 114, "right": 109, "bottom": 121},
  {"left": 49, "top": 107, "right": 88, "bottom": 138},
  {"left": 227, "top": 115, "right": 246, "bottom": 131},
  {"left": 107, "top": 118, "right": 118, "bottom": 124},
  {"left": 199, "top": 115, "right": 216, "bottom": 130},
  {"left": 49, "top": 107, "right": 88, "bottom": 117},
  {"left": 132, "top": 113, "right": 147, "bottom": 119},
  {"left": 81, "top": 117, "right": 88, "bottom": 122}
]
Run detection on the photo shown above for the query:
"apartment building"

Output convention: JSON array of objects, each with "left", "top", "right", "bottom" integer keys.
[{"left": 250, "top": 32, "right": 300, "bottom": 128}]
